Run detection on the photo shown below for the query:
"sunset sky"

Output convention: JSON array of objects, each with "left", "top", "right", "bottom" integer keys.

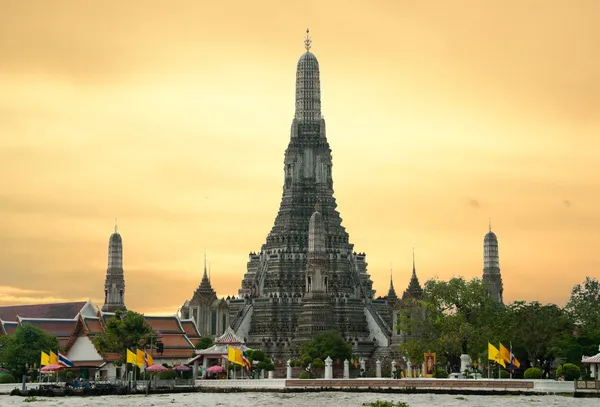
[{"left": 1, "top": 1, "right": 598, "bottom": 314}]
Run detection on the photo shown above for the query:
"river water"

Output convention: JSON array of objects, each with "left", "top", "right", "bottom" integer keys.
[{"left": 0, "top": 392, "right": 596, "bottom": 407}]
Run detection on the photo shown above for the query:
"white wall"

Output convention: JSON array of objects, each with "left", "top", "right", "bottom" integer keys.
[
  {"left": 234, "top": 305, "right": 253, "bottom": 341},
  {"left": 364, "top": 307, "right": 390, "bottom": 347},
  {"left": 67, "top": 336, "right": 103, "bottom": 362}
]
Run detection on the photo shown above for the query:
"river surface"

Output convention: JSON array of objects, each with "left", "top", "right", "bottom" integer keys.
[{"left": 0, "top": 392, "right": 595, "bottom": 407}]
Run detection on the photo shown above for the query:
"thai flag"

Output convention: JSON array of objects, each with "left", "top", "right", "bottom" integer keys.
[
  {"left": 58, "top": 352, "right": 74, "bottom": 368},
  {"left": 242, "top": 351, "right": 251, "bottom": 373}
]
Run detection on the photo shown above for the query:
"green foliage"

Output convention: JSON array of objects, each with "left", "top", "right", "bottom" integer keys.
[
  {"left": 0, "top": 324, "right": 59, "bottom": 378},
  {"left": 499, "top": 370, "right": 510, "bottom": 378},
  {"left": 564, "top": 277, "right": 600, "bottom": 362},
  {"left": 298, "top": 331, "right": 352, "bottom": 362},
  {"left": 362, "top": 402, "right": 410, "bottom": 407},
  {"left": 433, "top": 369, "right": 448, "bottom": 378},
  {"left": 23, "top": 396, "right": 38, "bottom": 403},
  {"left": 298, "top": 371, "right": 314, "bottom": 379},
  {"left": 0, "top": 374, "right": 15, "bottom": 383},
  {"left": 250, "top": 350, "right": 266, "bottom": 362},
  {"left": 398, "top": 277, "right": 502, "bottom": 370},
  {"left": 92, "top": 310, "right": 154, "bottom": 361},
  {"left": 195, "top": 336, "right": 215, "bottom": 350},
  {"left": 157, "top": 369, "right": 178, "bottom": 380},
  {"left": 556, "top": 363, "right": 580, "bottom": 381},
  {"left": 524, "top": 367, "right": 543, "bottom": 379}
]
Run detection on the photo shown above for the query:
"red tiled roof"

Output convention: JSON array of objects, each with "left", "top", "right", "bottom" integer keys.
[
  {"left": 149, "top": 348, "right": 195, "bottom": 359},
  {"left": 188, "top": 337, "right": 200, "bottom": 347},
  {"left": 73, "top": 361, "right": 104, "bottom": 367},
  {"left": 145, "top": 316, "right": 183, "bottom": 333},
  {"left": 82, "top": 317, "right": 103, "bottom": 335},
  {"left": 0, "top": 302, "right": 86, "bottom": 321},
  {"left": 180, "top": 320, "right": 200, "bottom": 338},
  {"left": 19, "top": 319, "right": 78, "bottom": 336},
  {"left": 105, "top": 353, "right": 122, "bottom": 362},
  {"left": 160, "top": 334, "right": 194, "bottom": 349}
]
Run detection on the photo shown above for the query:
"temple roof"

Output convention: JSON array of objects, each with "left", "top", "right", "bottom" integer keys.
[
  {"left": 215, "top": 326, "right": 244, "bottom": 345},
  {"left": 145, "top": 315, "right": 184, "bottom": 334},
  {"left": 402, "top": 251, "right": 423, "bottom": 301},
  {"left": 582, "top": 346, "right": 600, "bottom": 364},
  {"left": 386, "top": 275, "right": 398, "bottom": 300},
  {"left": 180, "top": 319, "right": 201, "bottom": 338},
  {"left": 81, "top": 315, "right": 104, "bottom": 335},
  {"left": 0, "top": 301, "right": 87, "bottom": 321}
]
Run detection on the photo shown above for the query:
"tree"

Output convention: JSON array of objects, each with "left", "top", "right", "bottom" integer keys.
[
  {"left": 195, "top": 336, "right": 215, "bottom": 350},
  {"left": 298, "top": 331, "right": 352, "bottom": 362},
  {"left": 504, "top": 301, "right": 573, "bottom": 374},
  {"left": 0, "top": 324, "right": 59, "bottom": 378},
  {"left": 93, "top": 310, "right": 154, "bottom": 363},
  {"left": 399, "top": 277, "right": 502, "bottom": 372},
  {"left": 566, "top": 277, "right": 600, "bottom": 329}
]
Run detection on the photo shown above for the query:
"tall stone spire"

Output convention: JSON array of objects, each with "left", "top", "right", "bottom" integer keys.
[
  {"left": 294, "top": 28, "right": 322, "bottom": 124},
  {"left": 387, "top": 264, "right": 398, "bottom": 300},
  {"left": 234, "top": 31, "right": 377, "bottom": 356},
  {"left": 402, "top": 248, "right": 423, "bottom": 301},
  {"left": 482, "top": 220, "right": 504, "bottom": 304},
  {"left": 102, "top": 222, "right": 126, "bottom": 312}
]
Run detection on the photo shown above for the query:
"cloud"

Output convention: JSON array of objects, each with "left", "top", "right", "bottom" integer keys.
[{"left": 467, "top": 199, "right": 481, "bottom": 209}]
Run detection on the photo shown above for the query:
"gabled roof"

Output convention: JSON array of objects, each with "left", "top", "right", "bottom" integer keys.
[
  {"left": 81, "top": 315, "right": 103, "bottom": 336},
  {"left": 160, "top": 334, "right": 194, "bottom": 349},
  {"left": 145, "top": 315, "right": 184, "bottom": 334},
  {"left": 180, "top": 319, "right": 201, "bottom": 338},
  {"left": 0, "top": 301, "right": 87, "bottom": 321},
  {"left": 215, "top": 327, "right": 243, "bottom": 345},
  {"left": 18, "top": 317, "right": 79, "bottom": 336},
  {"left": 582, "top": 352, "right": 600, "bottom": 364}
]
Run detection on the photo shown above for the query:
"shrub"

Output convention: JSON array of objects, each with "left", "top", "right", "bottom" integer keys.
[
  {"left": 499, "top": 370, "right": 510, "bottom": 379},
  {"left": 524, "top": 367, "right": 543, "bottom": 379},
  {"left": 556, "top": 363, "right": 580, "bottom": 381},
  {"left": 298, "top": 371, "right": 314, "bottom": 379},
  {"left": 434, "top": 369, "right": 448, "bottom": 378},
  {"left": 157, "top": 370, "right": 178, "bottom": 380},
  {"left": 0, "top": 374, "right": 16, "bottom": 383}
]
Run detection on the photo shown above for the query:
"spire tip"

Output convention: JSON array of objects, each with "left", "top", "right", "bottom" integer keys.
[{"left": 304, "top": 28, "right": 312, "bottom": 51}]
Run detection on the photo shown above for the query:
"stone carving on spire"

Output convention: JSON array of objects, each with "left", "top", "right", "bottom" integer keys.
[{"left": 304, "top": 28, "right": 311, "bottom": 51}]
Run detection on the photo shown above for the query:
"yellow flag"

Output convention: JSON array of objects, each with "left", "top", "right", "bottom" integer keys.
[
  {"left": 488, "top": 342, "right": 506, "bottom": 367},
  {"left": 499, "top": 343, "right": 511, "bottom": 364},
  {"left": 235, "top": 348, "right": 244, "bottom": 366},
  {"left": 126, "top": 349, "right": 137, "bottom": 364},
  {"left": 40, "top": 351, "right": 50, "bottom": 367},
  {"left": 49, "top": 351, "right": 58, "bottom": 365},
  {"left": 227, "top": 346, "right": 236, "bottom": 363},
  {"left": 146, "top": 352, "right": 154, "bottom": 366},
  {"left": 136, "top": 349, "right": 145, "bottom": 369},
  {"left": 488, "top": 343, "right": 500, "bottom": 361}
]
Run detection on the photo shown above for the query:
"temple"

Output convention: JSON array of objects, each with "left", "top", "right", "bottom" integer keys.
[
  {"left": 227, "top": 30, "right": 393, "bottom": 359},
  {"left": 482, "top": 220, "right": 504, "bottom": 304},
  {"left": 180, "top": 255, "right": 230, "bottom": 337}
]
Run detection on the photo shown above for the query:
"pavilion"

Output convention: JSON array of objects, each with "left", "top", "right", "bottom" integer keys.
[
  {"left": 582, "top": 345, "right": 600, "bottom": 380},
  {"left": 188, "top": 327, "right": 251, "bottom": 378}
]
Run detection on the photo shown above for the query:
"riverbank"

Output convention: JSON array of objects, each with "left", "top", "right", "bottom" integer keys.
[{"left": 3, "top": 378, "right": 598, "bottom": 397}]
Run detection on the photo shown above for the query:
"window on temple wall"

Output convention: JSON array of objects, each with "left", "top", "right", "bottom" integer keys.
[{"left": 211, "top": 310, "right": 217, "bottom": 336}]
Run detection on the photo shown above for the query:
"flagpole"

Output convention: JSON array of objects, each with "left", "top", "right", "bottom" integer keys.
[
  {"left": 498, "top": 343, "right": 501, "bottom": 379},
  {"left": 509, "top": 341, "right": 513, "bottom": 380}
]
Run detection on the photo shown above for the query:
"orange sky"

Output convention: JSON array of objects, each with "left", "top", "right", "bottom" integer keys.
[{"left": 0, "top": 1, "right": 598, "bottom": 314}]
